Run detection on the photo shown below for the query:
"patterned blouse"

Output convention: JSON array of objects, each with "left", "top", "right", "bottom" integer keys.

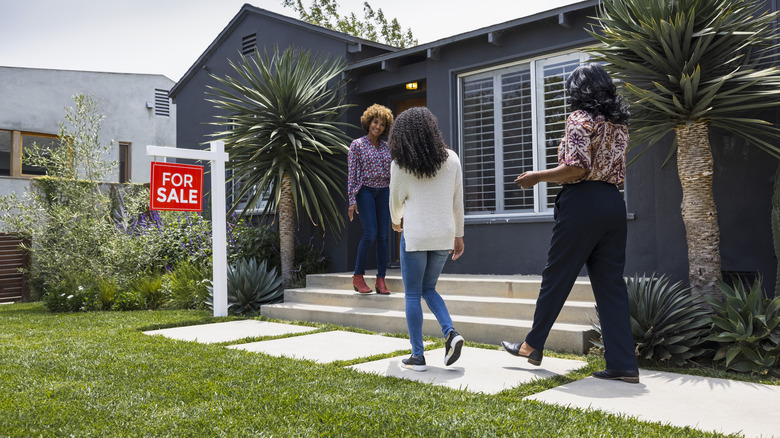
[
  {"left": 347, "top": 135, "right": 392, "bottom": 205},
  {"left": 558, "top": 109, "right": 629, "bottom": 185}
]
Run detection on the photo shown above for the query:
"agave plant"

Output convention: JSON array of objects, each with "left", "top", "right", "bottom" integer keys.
[
  {"left": 593, "top": 273, "right": 711, "bottom": 366},
  {"left": 209, "top": 258, "right": 284, "bottom": 315},
  {"left": 705, "top": 278, "right": 780, "bottom": 377}
]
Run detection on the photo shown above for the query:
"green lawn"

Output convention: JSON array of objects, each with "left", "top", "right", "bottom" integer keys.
[{"left": 0, "top": 303, "right": 744, "bottom": 437}]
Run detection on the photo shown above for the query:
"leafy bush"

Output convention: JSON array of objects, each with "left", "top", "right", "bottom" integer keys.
[
  {"left": 42, "top": 272, "right": 101, "bottom": 312},
  {"left": 133, "top": 274, "right": 166, "bottom": 310},
  {"left": 163, "top": 261, "right": 210, "bottom": 310},
  {"left": 209, "top": 258, "right": 284, "bottom": 315},
  {"left": 593, "top": 273, "right": 711, "bottom": 366},
  {"left": 705, "top": 278, "right": 780, "bottom": 377}
]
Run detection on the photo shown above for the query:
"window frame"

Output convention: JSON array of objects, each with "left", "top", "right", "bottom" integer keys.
[
  {"left": 457, "top": 49, "right": 591, "bottom": 219},
  {"left": 119, "top": 142, "right": 132, "bottom": 183}
]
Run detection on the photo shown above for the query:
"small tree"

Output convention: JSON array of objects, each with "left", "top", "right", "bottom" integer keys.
[
  {"left": 590, "top": 0, "right": 780, "bottom": 301},
  {"left": 207, "top": 47, "right": 353, "bottom": 287},
  {"left": 283, "top": 0, "right": 417, "bottom": 48},
  {"left": 0, "top": 94, "right": 145, "bottom": 296}
]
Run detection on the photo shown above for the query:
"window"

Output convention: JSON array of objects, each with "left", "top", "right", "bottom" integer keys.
[
  {"left": 0, "top": 130, "right": 62, "bottom": 177},
  {"left": 0, "top": 130, "right": 10, "bottom": 176},
  {"left": 229, "top": 171, "right": 270, "bottom": 214},
  {"left": 459, "top": 51, "right": 588, "bottom": 216},
  {"left": 119, "top": 142, "right": 131, "bottom": 183},
  {"left": 154, "top": 89, "right": 170, "bottom": 117}
]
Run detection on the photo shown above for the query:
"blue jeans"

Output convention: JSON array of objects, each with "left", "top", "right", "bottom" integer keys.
[
  {"left": 354, "top": 186, "right": 390, "bottom": 277},
  {"left": 400, "top": 234, "right": 454, "bottom": 356}
]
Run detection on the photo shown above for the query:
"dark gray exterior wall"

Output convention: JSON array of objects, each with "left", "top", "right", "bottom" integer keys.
[
  {"left": 173, "top": 4, "right": 778, "bottom": 294},
  {"left": 347, "top": 5, "right": 778, "bottom": 293}
]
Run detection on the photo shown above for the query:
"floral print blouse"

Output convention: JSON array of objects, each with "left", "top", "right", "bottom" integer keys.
[
  {"left": 347, "top": 135, "right": 392, "bottom": 205},
  {"left": 558, "top": 109, "right": 629, "bottom": 185}
]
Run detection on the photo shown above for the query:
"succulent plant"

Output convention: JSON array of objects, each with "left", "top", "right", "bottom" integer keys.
[
  {"left": 593, "top": 273, "right": 711, "bottom": 366},
  {"left": 705, "top": 278, "right": 780, "bottom": 377},
  {"left": 209, "top": 258, "right": 284, "bottom": 315}
]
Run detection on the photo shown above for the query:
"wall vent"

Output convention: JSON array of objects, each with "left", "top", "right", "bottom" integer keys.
[
  {"left": 242, "top": 33, "right": 257, "bottom": 55},
  {"left": 154, "top": 89, "right": 170, "bottom": 117}
]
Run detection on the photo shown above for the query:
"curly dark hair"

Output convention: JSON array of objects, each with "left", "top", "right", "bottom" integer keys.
[
  {"left": 567, "top": 63, "right": 630, "bottom": 125},
  {"left": 360, "top": 104, "right": 394, "bottom": 133},
  {"left": 389, "top": 107, "right": 449, "bottom": 178}
]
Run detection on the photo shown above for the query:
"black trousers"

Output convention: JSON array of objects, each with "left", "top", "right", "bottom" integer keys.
[{"left": 526, "top": 181, "right": 637, "bottom": 371}]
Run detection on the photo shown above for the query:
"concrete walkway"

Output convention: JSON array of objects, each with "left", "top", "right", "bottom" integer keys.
[{"left": 144, "top": 320, "right": 780, "bottom": 438}]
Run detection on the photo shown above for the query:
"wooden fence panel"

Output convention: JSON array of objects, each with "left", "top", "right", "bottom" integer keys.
[{"left": 0, "top": 233, "right": 30, "bottom": 303}]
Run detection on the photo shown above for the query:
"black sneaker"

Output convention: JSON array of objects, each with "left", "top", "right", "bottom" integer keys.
[
  {"left": 402, "top": 355, "right": 427, "bottom": 372},
  {"left": 444, "top": 330, "right": 464, "bottom": 366}
]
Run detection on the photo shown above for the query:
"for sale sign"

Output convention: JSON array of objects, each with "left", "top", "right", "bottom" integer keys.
[{"left": 149, "top": 162, "right": 204, "bottom": 211}]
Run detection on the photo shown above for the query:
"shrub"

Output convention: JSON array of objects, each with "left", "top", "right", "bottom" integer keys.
[
  {"left": 593, "top": 273, "right": 711, "bottom": 366},
  {"left": 705, "top": 277, "right": 780, "bottom": 376},
  {"left": 209, "top": 258, "right": 284, "bottom": 315},
  {"left": 133, "top": 274, "right": 166, "bottom": 310},
  {"left": 42, "top": 271, "right": 100, "bottom": 312},
  {"left": 163, "top": 261, "right": 210, "bottom": 310}
]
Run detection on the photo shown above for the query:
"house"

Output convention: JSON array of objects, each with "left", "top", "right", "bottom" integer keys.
[
  {"left": 169, "top": 2, "right": 778, "bottom": 295},
  {"left": 0, "top": 66, "right": 177, "bottom": 301}
]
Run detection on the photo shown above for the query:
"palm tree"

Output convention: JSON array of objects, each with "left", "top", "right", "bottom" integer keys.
[
  {"left": 207, "top": 47, "right": 353, "bottom": 287},
  {"left": 590, "top": 0, "right": 780, "bottom": 301}
]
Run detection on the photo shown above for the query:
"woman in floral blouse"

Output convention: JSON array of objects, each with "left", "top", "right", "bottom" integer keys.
[
  {"left": 347, "top": 104, "right": 394, "bottom": 294},
  {"left": 500, "top": 63, "right": 640, "bottom": 383}
]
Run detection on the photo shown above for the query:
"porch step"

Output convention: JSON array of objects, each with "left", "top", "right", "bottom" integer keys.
[{"left": 261, "top": 271, "right": 599, "bottom": 354}]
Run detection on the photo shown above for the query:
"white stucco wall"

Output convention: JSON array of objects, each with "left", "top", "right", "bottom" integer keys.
[{"left": 0, "top": 66, "right": 176, "bottom": 187}]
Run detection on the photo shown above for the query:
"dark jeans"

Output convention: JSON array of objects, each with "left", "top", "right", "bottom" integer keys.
[
  {"left": 354, "top": 186, "right": 390, "bottom": 277},
  {"left": 525, "top": 181, "right": 637, "bottom": 371}
]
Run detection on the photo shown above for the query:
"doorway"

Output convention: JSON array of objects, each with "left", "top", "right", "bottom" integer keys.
[{"left": 389, "top": 97, "right": 427, "bottom": 268}]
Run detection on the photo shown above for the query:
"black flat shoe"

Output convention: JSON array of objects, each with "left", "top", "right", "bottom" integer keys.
[
  {"left": 500, "top": 341, "right": 543, "bottom": 366},
  {"left": 591, "top": 369, "right": 640, "bottom": 384}
]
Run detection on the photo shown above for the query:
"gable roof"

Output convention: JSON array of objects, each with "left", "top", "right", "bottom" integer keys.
[
  {"left": 169, "top": 3, "right": 397, "bottom": 98},
  {"left": 345, "top": 0, "right": 597, "bottom": 74}
]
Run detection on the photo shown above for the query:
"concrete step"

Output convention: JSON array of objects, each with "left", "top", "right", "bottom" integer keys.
[
  {"left": 260, "top": 302, "right": 595, "bottom": 354},
  {"left": 283, "top": 288, "right": 598, "bottom": 326},
  {"left": 305, "top": 272, "right": 596, "bottom": 301}
]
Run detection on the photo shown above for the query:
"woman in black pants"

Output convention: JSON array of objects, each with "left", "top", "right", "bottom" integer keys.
[{"left": 501, "top": 63, "right": 639, "bottom": 383}]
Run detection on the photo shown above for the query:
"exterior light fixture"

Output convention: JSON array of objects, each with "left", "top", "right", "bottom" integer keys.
[{"left": 405, "top": 82, "right": 418, "bottom": 90}]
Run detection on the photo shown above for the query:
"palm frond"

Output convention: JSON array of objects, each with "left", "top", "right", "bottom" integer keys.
[
  {"left": 589, "top": 0, "right": 780, "bottom": 156},
  {"left": 206, "top": 46, "right": 355, "bottom": 234}
]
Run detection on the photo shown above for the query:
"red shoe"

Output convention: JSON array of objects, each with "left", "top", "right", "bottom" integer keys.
[
  {"left": 375, "top": 277, "right": 390, "bottom": 295},
  {"left": 352, "top": 275, "right": 372, "bottom": 293}
]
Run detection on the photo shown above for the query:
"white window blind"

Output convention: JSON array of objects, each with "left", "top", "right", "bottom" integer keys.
[{"left": 459, "top": 51, "right": 587, "bottom": 216}]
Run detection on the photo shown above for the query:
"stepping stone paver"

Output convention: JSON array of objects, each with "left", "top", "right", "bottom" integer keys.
[
  {"left": 350, "top": 346, "right": 587, "bottom": 394},
  {"left": 143, "top": 320, "right": 316, "bottom": 344},
  {"left": 228, "top": 330, "right": 418, "bottom": 363},
  {"left": 525, "top": 369, "right": 780, "bottom": 438}
]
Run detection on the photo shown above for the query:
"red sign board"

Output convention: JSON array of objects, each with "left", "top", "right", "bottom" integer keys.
[{"left": 149, "top": 162, "right": 204, "bottom": 211}]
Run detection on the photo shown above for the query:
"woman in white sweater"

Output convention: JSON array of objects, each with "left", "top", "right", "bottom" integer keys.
[{"left": 388, "top": 107, "right": 465, "bottom": 372}]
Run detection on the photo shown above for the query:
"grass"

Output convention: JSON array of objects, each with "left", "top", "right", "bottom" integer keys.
[{"left": 0, "top": 303, "right": 760, "bottom": 437}]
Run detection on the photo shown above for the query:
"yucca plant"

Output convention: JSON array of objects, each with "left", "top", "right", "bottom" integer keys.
[
  {"left": 593, "top": 273, "right": 711, "bottom": 366},
  {"left": 591, "top": 0, "right": 780, "bottom": 301},
  {"left": 705, "top": 278, "right": 780, "bottom": 376},
  {"left": 208, "top": 258, "right": 284, "bottom": 315},
  {"left": 207, "top": 47, "right": 353, "bottom": 287}
]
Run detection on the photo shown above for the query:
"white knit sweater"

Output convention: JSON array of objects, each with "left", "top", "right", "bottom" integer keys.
[{"left": 389, "top": 149, "right": 464, "bottom": 251}]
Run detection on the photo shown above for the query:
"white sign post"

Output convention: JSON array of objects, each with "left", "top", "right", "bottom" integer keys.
[{"left": 147, "top": 141, "right": 230, "bottom": 317}]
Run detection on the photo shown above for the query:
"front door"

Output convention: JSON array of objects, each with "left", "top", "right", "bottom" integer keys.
[{"left": 389, "top": 97, "right": 427, "bottom": 268}]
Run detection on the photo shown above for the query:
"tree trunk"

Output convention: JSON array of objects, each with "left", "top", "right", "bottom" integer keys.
[
  {"left": 278, "top": 173, "right": 295, "bottom": 288},
  {"left": 772, "top": 165, "right": 780, "bottom": 297},
  {"left": 675, "top": 122, "right": 721, "bottom": 301}
]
